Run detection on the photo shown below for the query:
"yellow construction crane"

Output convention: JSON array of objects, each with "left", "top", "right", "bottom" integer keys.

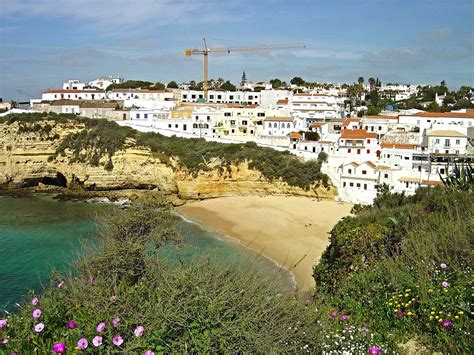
[{"left": 185, "top": 38, "right": 306, "bottom": 101}]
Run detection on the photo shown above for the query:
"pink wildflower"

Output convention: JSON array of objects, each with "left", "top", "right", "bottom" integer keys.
[
  {"left": 31, "top": 297, "right": 39, "bottom": 306},
  {"left": 68, "top": 320, "right": 77, "bottom": 329},
  {"left": 368, "top": 346, "right": 382, "bottom": 354},
  {"left": 92, "top": 336, "right": 103, "bottom": 347},
  {"left": 34, "top": 323, "right": 44, "bottom": 332},
  {"left": 144, "top": 351, "right": 155, "bottom": 355},
  {"left": 442, "top": 281, "right": 449, "bottom": 288},
  {"left": 32, "top": 309, "right": 42, "bottom": 319},
  {"left": 112, "top": 317, "right": 121, "bottom": 328},
  {"left": 441, "top": 320, "right": 453, "bottom": 328},
  {"left": 96, "top": 322, "right": 106, "bottom": 332},
  {"left": 134, "top": 325, "right": 145, "bottom": 337},
  {"left": 330, "top": 311, "right": 339, "bottom": 318},
  {"left": 0, "top": 319, "right": 6, "bottom": 328},
  {"left": 112, "top": 335, "right": 124, "bottom": 346},
  {"left": 396, "top": 311, "right": 405, "bottom": 318},
  {"left": 52, "top": 342, "right": 66, "bottom": 354},
  {"left": 440, "top": 263, "right": 447, "bottom": 269},
  {"left": 77, "top": 338, "right": 88, "bottom": 350},
  {"left": 341, "top": 314, "right": 349, "bottom": 320}
]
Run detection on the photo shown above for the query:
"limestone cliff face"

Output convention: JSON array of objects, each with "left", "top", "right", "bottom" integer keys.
[{"left": 0, "top": 121, "right": 336, "bottom": 200}]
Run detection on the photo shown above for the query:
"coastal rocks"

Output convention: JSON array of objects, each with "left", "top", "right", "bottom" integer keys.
[{"left": 0, "top": 121, "right": 336, "bottom": 201}]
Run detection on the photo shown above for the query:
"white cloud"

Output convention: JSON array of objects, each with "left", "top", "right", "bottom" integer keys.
[{"left": 1, "top": 0, "right": 239, "bottom": 36}]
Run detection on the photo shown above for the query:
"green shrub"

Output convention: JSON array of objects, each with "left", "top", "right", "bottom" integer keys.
[{"left": 0, "top": 205, "right": 323, "bottom": 353}]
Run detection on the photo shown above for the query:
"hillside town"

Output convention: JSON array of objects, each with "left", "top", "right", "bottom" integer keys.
[{"left": 3, "top": 75, "right": 473, "bottom": 205}]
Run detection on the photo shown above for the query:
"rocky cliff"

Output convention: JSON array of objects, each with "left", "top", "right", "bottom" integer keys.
[{"left": 0, "top": 121, "right": 336, "bottom": 200}]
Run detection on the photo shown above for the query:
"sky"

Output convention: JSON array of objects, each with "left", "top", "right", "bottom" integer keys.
[{"left": 0, "top": 0, "right": 473, "bottom": 100}]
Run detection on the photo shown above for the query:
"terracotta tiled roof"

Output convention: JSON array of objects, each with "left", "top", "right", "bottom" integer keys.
[
  {"left": 340, "top": 129, "right": 378, "bottom": 139},
  {"left": 421, "top": 180, "right": 443, "bottom": 186},
  {"left": 109, "top": 89, "right": 166, "bottom": 93},
  {"left": 45, "top": 89, "right": 101, "bottom": 93},
  {"left": 264, "top": 116, "right": 293, "bottom": 122},
  {"left": 289, "top": 132, "right": 303, "bottom": 139},
  {"left": 294, "top": 93, "right": 329, "bottom": 97},
  {"left": 408, "top": 111, "right": 474, "bottom": 118},
  {"left": 276, "top": 99, "right": 288, "bottom": 104},
  {"left": 310, "top": 122, "right": 327, "bottom": 127},
  {"left": 366, "top": 161, "right": 376, "bottom": 169},
  {"left": 342, "top": 118, "right": 361, "bottom": 127},
  {"left": 426, "top": 130, "right": 466, "bottom": 138},
  {"left": 380, "top": 143, "right": 418, "bottom": 149},
  {"left": 363, "top": 115, "right": 399, "bottom": 119}
]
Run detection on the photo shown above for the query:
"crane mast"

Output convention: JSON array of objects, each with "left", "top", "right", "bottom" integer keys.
[{"left": 185, "top": 38, "right": 306, "bottom": 102}]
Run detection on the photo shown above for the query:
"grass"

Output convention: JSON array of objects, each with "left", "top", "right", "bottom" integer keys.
[
  {"left": 312, "top": 187, "right": 473, "bottom": 352},
  {"left": 0, "top": 204, "right": 323, "bottom": 353}
]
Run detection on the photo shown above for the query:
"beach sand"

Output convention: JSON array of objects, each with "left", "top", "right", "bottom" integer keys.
[{"left": 178, "top": 196, "right": 352, "bottom": 291}]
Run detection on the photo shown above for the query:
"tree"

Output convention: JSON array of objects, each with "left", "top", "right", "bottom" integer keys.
[
  {"left": 368, "top": 77, "right": 376, "bottom": 90},
  {"left": 152, "top": 82, "right": 165, "bottom": 90},
  {"left": 220, "top": 80, "right": 236, "bottom": 91},
  {"left": 426, "top": 101, "right": 441, "bottom": 112},
  {"left": 358, "top": 77, "right": 364, "bottom": 85},
  {"left": 241, "top": 71, "right": 247, "bottom": 86},
  {"left": 440, "top": 80, "right": 447, "bottom": 88},
  {"left": 167, "top": 81, "right": 178, "bottom": 89},
  {"left": 189, "top": 80, "right": 197, "bottom": 90},
  {"left": 269, "top": 78, "right": 282, "bottom": 89},
  {"left": 442, "top": 95, "right": 455, "bottom": 105},
  {"left": 290, "top": 76, "right": 305, "bottom": 87}
]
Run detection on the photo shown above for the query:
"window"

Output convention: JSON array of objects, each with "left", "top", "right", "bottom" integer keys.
[
  {"left": 349, "top": 182, "right": 354, "bottom": 187},
  {"left": 445, "top": 139, "right": 450, "bottom": 147},
  {"left": 175, "top": 124, "right": 178, "bottom": 128},
  {"left": 224, "top": 112, "right": 231, "bottom": 117},
  {"left": 455, "top": 150, "right": 459, "bottom": 154},
  {"left": 268, "top": 123, "right": 271, "bottom": 128},
  {"left": 210, "top": 95, "right": 214, "bottom": 99},
  {"left": 168, "top": 124, "right": 171, "bottom": 128},
  {"left": 207, "top": 116, "right": 210, "bottom": 121},
  {"left": 348, "top": 148, "right": 351, "bottom": 153},
  {"left": 362, "top": 170, "right": 367, "bottom": 175},
  {"left": 257, "top": 112, "right": 265, "bottom": 117},
  {"left": 343, "top": 182, "right": 346, "bottom": 187},
  {"left": 404, "top": 156, "right": 409, "bottom": 160},
  {"left": 364, "top": 184, "right": 367, "bottom": 190},
  {"left": 435, "top": 139, "right": 440, "bottom": 144},
  {"left": 231, "top": 129, "right": 235, "bottom": 133},
  {"left": 242, "top": 120, "right": 248, "bottom": 125},
  {"left": 384, "top": 173, "right": 389, "bottom": 178},
  {"left": 367, "top": 139, "right": 371, "bottom": 143},
  {"left": 218, "top": 95, "right": 222, "bottom": 99},
  {"left": 144, "top": 114, "right": 148, "bottom": 119},
  {"left": 136, "top": 114, "right": 140, "bottom": 118},
  {"left": 191, "top": 95, "right": 196, "bottom": 99},
  {"left": 243, "top": 129, "right": 247, "bottom": 134},
  {"left": 348, "top": 169, "right": 352, "bottom": 174},
  {"left": 195, "top": 116, "right": 199, "bottom": 120},
  {"left": 440, "top": 168, "right": 445, "bottom": 175},
  {"left": 456, "top": 139, "right": 461, "bottom": 145},
  {"left": 367, "top": 149, "right": 370, "bottom": 154},
  {"left": 357, "top": 149, "right": 361, "bottom": 155},
  {"left": 287, "top": 123, "right": 291, "bottom": 128},
  {"left": 193, "top": 124, "right": 198, "bottom": 128},
  {"left": 229, "top": 95, "right": 234, "bottom": 100},
  {"left": 356, "top": 183, "right": 361, "bottom": 188},
  {"left": 230, "top": 120, "right": 236, "bottom": 125},
  {"left": 378, "top": 126, "right": 382, "bottom": 131},
  {"left": 183, "top": 124, "right": 187, "bottom": 131},
  {"left": 250, "top": 130, "right": 254, "bottom": 134},
  {"left": 274, "top": 123, "right": 277, "bottom": 128}
]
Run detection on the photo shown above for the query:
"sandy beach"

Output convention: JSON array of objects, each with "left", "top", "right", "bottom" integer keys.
[{"left": 178, "top": 196, "right": 352, "bottom": 291}]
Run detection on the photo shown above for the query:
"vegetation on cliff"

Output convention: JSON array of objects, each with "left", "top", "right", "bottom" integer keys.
[
  {"left": 0, "top": 204, "right": 323, "bottom": 353},
  {"left": 312, "top": 186, "right": 473, "bottom": 352},
  {"left": 2, "top": 112, "right": 329, "bottom": 190}
]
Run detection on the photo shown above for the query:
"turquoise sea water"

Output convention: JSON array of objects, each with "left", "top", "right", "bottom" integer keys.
[{"left": 0, "top": 195, "right": 291, "bottom": 311}]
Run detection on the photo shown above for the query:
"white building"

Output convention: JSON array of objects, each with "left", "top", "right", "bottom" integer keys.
[
  {"left": 62, "top": 80, "right": 86, "bottom": 90},
  {"left": 42, "top": 90, "right": 106, "bottom": 101},
  {"left": 424, "top": 130, "right": 469, "bottom": 155},
  {"left": 338, "top": 161, "right": 380, "bottom": 205},
  {"left": 263, "top": 117, "right": 295, "bottom": 136},
  {"left": 88, "top": 76, "right": 124, "bottom": 90}
]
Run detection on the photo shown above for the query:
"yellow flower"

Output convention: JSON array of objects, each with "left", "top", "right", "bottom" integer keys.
[
  {"left": 458, "top": 311, "right": 464, "bottom": 315},
  {"left": 430, "top": 311, "right": 435, "bottom": 315},
  {"left": 407, "top": 311, "right": 413, "bottom": 316},
  {"left": 404, "top": 293, "right": 409, "bottom": 297},
  {"left": 405, "top": 289, "right": 411, "bottom": 292},
  {"left": 388, "top": 302, "right": 392, "bottom": 306},
  {"left": 439, "top": 311, "right": 443, "bottom": 314},
  {"left": 438, "top": 318, "right": 443, "bottom": 323},
  {"left": 431, "top": 307, "right": 435, "bottom": 310},
  {"left": 428, "top": 289, "right": 433, "bottom": 293},
  {"left": 411, "top": 298, "right": 415, "bottom": 301},
  {"left": 443, "top": 289, "right": 448, "bottom": 293},
  {"left": 399, "top": 294, "right": 403, "bottom": 297},
  {"left": 429, "top": 316, "right": 433, "bottom": 320},
  {"left": 394, "top": 309, "right": 398, "bottom": 312},
  {"left": 448, "top": 313, "right": 451, "bottom": 317},
  {"left": 435, "top": 315, "right": 439, "bottom": 319},
  {"left": 455, "top": 316, "right": 459, "bottom": 319}
]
